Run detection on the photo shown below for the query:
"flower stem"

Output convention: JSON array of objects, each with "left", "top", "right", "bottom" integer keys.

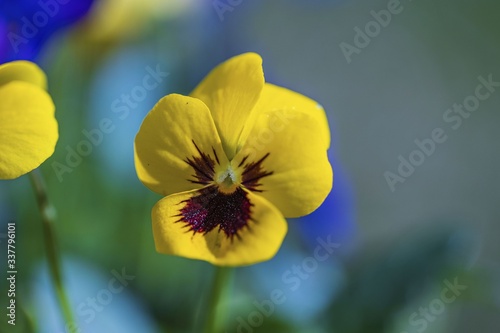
[
  {"left": 29, "top": 169, "right": 75, "bottom": 327},
  {"left": 204, "top": 266, "right": 232, "bottom": 333}
]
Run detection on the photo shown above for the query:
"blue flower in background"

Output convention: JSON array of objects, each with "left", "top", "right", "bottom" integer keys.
[
  {"left": 296, "top": 154, "right": 357, "bottom": 254},
  {"left": 0, "top": 0, "right": 95, "bottom": 62}
]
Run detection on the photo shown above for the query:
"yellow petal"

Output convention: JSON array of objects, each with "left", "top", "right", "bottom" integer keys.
[
  {"left": 190, "top": 53, "right": 264, "bottom": 160},
  {"left": 0, "top": 82, "right": 58, "bottom": 179},
  {"left": 0, "top": 61, "right": 47, "bottom": 89},
  {"left": 134, "top": 94, "right": 229, "bottom": 197},
  {"left": 238, "top": 83, "right": 330, "bottom": 151},
  {"left": 233, "top": 84, "right": 333, "bottom": 217},
  {"left": 152, "top": 187, "right": 287, "bottom": 266}
]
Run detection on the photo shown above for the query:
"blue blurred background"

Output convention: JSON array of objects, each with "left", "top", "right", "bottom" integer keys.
[{"left": 1, "top": 0, "right": 499, "bottom": 332}]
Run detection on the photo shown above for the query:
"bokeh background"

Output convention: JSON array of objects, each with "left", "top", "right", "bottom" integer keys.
[{"left": 1, "top": 0, "right": 499, "bottom": 332}]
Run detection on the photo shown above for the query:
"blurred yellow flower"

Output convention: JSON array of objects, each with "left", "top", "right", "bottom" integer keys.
[
  {"left": 134, "top": 53, "right": 332, "bottom": 266},
  {"left": 81, "top": 0, "right": 198, "bottom": 43},
  {"left": 0, "top": 61, "right": 58, "bottom": 180}
]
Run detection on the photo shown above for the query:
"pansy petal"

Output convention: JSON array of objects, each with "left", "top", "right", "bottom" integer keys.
[
  {"left": 233, "top": 85, "right": 333, "bottom": 218},
  {"left": 238, "top": 83, "right": 330, "bottom": 152},
  {"left": 152, "top": 188, "right": 287, "bottom": 266},
  {"left": 0, "top": 61, "right": 47, "bottom": 89},
  {"left": 0, "top": 82, "right": 57, "bottom": 179},
  {"left": 134, "top": 94, "right": 228, "bottom": 196},
  {"left": 190, "top": 53, "right": 264, "bottom": 159}
]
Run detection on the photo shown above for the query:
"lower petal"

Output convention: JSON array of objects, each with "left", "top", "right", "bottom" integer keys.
[
  {"left": 152, "top": 188, "right": 287, "bottom": 266},
  {"left": 0, "top": 82, "right": 57, "bottom": 179}
]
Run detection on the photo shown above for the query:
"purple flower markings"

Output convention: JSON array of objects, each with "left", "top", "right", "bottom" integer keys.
[{"left": 176, "top": 140, "right": 273, "bottom": 240}]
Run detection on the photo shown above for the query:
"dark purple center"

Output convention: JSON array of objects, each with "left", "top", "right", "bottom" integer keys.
[
  {"left": 176, "top": 141, "right": 273, "bottom": 239},
  {"left": 176, "top": 186, "right": 253, "bottom": 239}
]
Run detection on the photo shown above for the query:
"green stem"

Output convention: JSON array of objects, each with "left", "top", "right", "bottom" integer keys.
[
  {"left": 29, "top": 169, "right": 75, "bottom": 327},
  {"left": 204, "top": 267, "right": 232, "bottom": 333}
]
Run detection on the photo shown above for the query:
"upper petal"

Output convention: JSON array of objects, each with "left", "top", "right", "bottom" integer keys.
[
  {"left": 0, "top": 82, "right": 58, "bottom": 179},
  {"left": 134, "top": 94, "right": 229, "bottom": 197},
  {"left": 233, "top": 84, "right": 333, "bottom": 217},
  {"left": 190, "top": 53, "right": 264, "bottom": 160},
  {"left": 238, "top": 83, "right": 330, "bottom": 150},
  {"left": 0, "top": 61, "right": 47, "bottom": 89},
  {"left": 152, "top": 188, "right": 287, "bottom": 266}
]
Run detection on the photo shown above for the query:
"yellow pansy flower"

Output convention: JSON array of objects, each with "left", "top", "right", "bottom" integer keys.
[
  {"left": 0, "top": 61, "right": 58, "bottom": 180},
  {"left": 134, "top": 53, "right": 332, "bottom": 266}
]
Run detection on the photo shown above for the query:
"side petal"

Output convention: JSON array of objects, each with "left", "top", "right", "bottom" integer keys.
[
  {"left": 233, "top": 84, "right": 333, "bottom": 217},
  {"left": 134, "top": 94, "right": 229, "bottom": 196},
  {"left": 152, "top": 188, "right": 287, "bottom": 266},
  {"left": 190, "top": 53, "right": 264, "bottom": 160},
  {"left": 238, "top": 83, "right": 330, "bottom": 151},
  {"left": 0, "top": 82, "right": 58, "bottom": 179},
  {"left": 0, "top": 61, "right": 47, "bottom": 89}
]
